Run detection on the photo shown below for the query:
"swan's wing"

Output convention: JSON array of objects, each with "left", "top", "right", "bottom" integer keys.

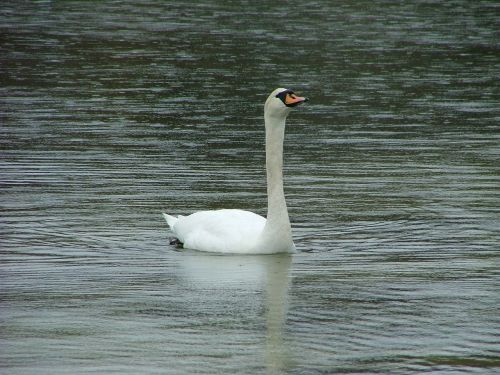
[{"left": 171, "top": 209, "right": 266, "bottom": 253}]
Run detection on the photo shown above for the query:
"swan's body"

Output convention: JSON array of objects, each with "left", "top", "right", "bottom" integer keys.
[
  {"left": 163, "top": 88, "right": 308, "bottom": 254},
  {"left": 163, "top": 209, "right": 266, "bottom": 253}
]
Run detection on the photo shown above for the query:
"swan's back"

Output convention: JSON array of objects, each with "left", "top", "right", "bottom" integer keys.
[{"left": 169, "top": 209, "right": 266, "bottom": 253}]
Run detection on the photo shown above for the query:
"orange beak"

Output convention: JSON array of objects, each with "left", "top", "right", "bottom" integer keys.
[{"left": 285, "top": 93, "right": 309, "bottom": 107}]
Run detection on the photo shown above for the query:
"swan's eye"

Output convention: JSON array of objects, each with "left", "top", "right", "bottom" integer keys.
[{"left": 275, "top": 90, "right": 291, "bottom": 102}]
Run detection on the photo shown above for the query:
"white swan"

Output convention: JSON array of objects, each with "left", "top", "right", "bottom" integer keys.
[{"left": 163, "top": 88, "right": 308, "bottom": 254}]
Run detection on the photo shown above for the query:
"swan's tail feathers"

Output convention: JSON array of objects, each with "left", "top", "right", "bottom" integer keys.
[{"left": 162, "top": 213, "right": 178, "bottom": 230}]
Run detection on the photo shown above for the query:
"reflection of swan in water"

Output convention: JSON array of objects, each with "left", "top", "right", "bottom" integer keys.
[
  {"left": 262, "top": 255, "right": 293, "bottom": 373},
  {"left": 177, "top": 253, "right": 292, "bottom": 371}
]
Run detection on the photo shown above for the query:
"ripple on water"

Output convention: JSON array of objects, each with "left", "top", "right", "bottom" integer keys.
[{"left": 1, "top": 0, "right": 499, "bottom": 374}]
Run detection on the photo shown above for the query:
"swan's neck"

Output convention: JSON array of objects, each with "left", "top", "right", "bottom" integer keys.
[{"left": 258, "top": 114, "right": 294, "bottom": 252}]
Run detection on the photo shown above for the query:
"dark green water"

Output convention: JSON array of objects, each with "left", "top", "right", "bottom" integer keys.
[{"left": 1, "top": 1, "right": 499, "bottom": 374}]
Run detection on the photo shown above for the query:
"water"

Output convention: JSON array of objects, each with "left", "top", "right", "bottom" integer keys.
[{"left": 1, "top": 1, "right": 499, "bottom": 374}]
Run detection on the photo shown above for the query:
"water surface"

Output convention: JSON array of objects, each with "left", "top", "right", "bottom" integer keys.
[{"left": 1, "top": 1, "right": 499, "bottom": 374}]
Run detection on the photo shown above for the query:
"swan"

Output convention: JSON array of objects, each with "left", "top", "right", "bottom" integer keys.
[{"left": 163, "top": 88, "right": 308, "bottom": 254}]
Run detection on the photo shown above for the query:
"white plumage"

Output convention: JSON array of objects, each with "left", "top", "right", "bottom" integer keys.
[
  {"left": 164, "top": 210, "right": 266, "bottom": 253},
  {"left": 163, "top": 88, "right": 308, "bottom": 254}
]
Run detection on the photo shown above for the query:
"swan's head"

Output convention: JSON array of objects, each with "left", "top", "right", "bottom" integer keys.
[{"left": 264, "top": 88, "right": 308, "bottom": 118}]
